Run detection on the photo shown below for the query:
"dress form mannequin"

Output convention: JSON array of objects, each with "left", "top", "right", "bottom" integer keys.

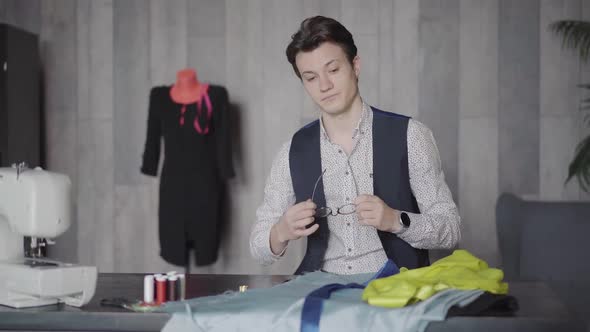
[
  {"left": 169, "top": 68, "right": 207, "bottom": 104},
  {"left": 169, "top": 68, "right": 212, "bottom": 134},
  {"left": 142, "top": 73, "right": 234, "bottom": 267}
]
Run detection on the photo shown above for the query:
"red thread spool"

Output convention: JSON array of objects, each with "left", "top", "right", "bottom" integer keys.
[{"left": 155, "top": 276, "right": 167, "bottom": 305}]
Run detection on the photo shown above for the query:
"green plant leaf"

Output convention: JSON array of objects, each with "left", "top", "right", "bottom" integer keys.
[
  {"left": 567, "top": 135, "right": 590, "bottom": 191},
  {"left": 550, "top": 20, "right": 590, "bottom": 62},
  {"left": 552, "top": 20, "right": 590, "bottom": 192}
]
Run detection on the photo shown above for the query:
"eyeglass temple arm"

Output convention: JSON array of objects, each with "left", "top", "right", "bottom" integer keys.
[{"left": 310, "top": 169, "right": 327, "bottom": 202}]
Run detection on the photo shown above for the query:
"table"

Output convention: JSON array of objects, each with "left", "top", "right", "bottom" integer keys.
[{"left": 0, "top": 274, "right": 585, "bottom": 331}]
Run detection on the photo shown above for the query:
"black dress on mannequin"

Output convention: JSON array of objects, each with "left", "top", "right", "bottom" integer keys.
[{"left": 141, "top": 84, "right": 234, "bottom": 266}]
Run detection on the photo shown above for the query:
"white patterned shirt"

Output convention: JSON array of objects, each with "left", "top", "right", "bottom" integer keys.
[{"left": 249, "top": 102, "right": 461, "bottom": 274}]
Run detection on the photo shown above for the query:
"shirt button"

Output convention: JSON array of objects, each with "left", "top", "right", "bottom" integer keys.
[
  {"left": 345, "top": 197, "right": 350, "bottom": 201},
  {"left": 345, "top": 171, "right": 349, "bottom": 175},
  {"left": 338, "top": 149, "right": 342, "bottom": 153},
  {"left": 369, "top": 173, "right": 373, "bottom": 178},
  {"left": 346, "top": 222, "right": 351, "bottom": 226},
  {"left": 347, "top": 266, "right": 352, "bottom": 270},
  {"left": 348, "top": 248, "right": 352, "bottom": 252}
]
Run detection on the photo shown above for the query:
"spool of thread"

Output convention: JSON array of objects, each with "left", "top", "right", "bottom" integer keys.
[
  {"left": 143, "top": 275, "right": 155, "bottom": 304},
  {"left": 153, "top": 274, "right": 163, "bottom": 286},
  {"left": 178, "top": 274, "right": 186, "bottom": 300},
  {"left": 153, "top": 274, "right": 162, "bottom": 303},
  {"left": 155, "top": 276, "right": 167, "bottom": 304},
  {"left": 167, "top": 275, "right": 178, "bottom": 301}
]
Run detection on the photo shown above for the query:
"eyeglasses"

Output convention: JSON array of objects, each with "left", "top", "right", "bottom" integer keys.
[{"left": 311, "top": 169, "right": 356, "bottom": 218}]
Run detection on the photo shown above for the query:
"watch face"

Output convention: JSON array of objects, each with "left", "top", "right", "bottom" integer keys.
[{"left": 401, "top": 212, "right": 411, "bottom": 227}]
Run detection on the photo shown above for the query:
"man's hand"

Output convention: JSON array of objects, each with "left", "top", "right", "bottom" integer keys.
[
  {"left": 354, "top": 195, "right": 402, "bottom": 233},
  {"left": 270, "top": 199, "right": 319, "bottom": 255}
]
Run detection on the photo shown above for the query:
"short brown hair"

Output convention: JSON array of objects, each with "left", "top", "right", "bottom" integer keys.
[{"left": 286, "top": 16, "right": 357, "bottom": 78}]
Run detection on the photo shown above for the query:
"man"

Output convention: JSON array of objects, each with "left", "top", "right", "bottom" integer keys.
[{"left": 250, "top": 16, "right": 460, "bottom": 275}]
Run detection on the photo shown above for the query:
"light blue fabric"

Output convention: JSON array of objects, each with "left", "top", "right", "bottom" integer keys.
[
  {"left": 301, "top": 259, "right": 400, "bottom": 332},
  {"left": 161, "top": 271, "right": 483, "bottom": 332}
]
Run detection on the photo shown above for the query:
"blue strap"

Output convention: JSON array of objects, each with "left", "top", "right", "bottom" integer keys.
[{"left": 300, "top": 260, "right": 400, "bottom": 332}]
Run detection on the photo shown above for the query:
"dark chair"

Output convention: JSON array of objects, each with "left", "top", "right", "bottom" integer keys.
[{"left": 496, "top": 193, "right": 590, "bottom": 331}]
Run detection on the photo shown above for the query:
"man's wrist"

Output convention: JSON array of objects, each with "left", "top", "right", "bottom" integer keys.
[
  {"left": 272, "top": 222, "right": 287, "bottom": 244},
  {"left": 270, "top": 223, "right": 288, "bottom": 256},
  {"left": 386, "top": 208, "right": 402, "bottom": 233}
]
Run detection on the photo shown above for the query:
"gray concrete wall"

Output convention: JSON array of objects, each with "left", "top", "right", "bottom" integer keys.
[{"left": 1, "top": 0, "right": 587, "bottom": 273}]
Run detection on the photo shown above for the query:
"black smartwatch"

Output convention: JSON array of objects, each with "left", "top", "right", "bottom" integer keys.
[{"left": 400, "top": 212, "right": 411, "bottom": 229}]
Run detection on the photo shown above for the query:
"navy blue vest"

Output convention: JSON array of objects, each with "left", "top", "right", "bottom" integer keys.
[{"left": 289, "top": 107, "right": 430, "bottom": 275}]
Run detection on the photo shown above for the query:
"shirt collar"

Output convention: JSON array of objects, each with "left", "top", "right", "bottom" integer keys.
[{"left": 319, "top": 100, "right": 371, "bottom": 142}]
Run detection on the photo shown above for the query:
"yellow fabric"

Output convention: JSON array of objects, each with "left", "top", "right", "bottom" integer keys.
[{"left": 362, "top": 250, "right": 509, "bottom": 308}]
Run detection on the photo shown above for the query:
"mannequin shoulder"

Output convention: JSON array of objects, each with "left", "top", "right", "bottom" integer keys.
[
  {"left": 149, "top": 85, "right": 172, "bottom": 100},
  {"left": 207, "top": 85, "right": 229, "bottom": 100}
]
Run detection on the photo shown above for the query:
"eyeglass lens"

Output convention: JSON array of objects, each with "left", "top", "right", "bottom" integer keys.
[{"left": 315, "top": 203, "right": 356, "bottom": 218}]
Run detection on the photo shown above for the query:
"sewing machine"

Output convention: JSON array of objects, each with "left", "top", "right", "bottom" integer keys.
[{"left": 0, "top": 164, "right": 97, "bottom": 308}]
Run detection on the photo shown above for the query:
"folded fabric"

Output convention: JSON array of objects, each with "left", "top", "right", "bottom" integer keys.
[
  {"left": 363, "top": 249, "right": 509, "bottom": 308},
  {"left": 446, "top": 292, "right": 519, "bottom": 317},
  {"left": 162, "top": 270, "right": 483, "bottom": 332},
  {"left": 301, "top": 259, "right": 400, "bottom": 332}
]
